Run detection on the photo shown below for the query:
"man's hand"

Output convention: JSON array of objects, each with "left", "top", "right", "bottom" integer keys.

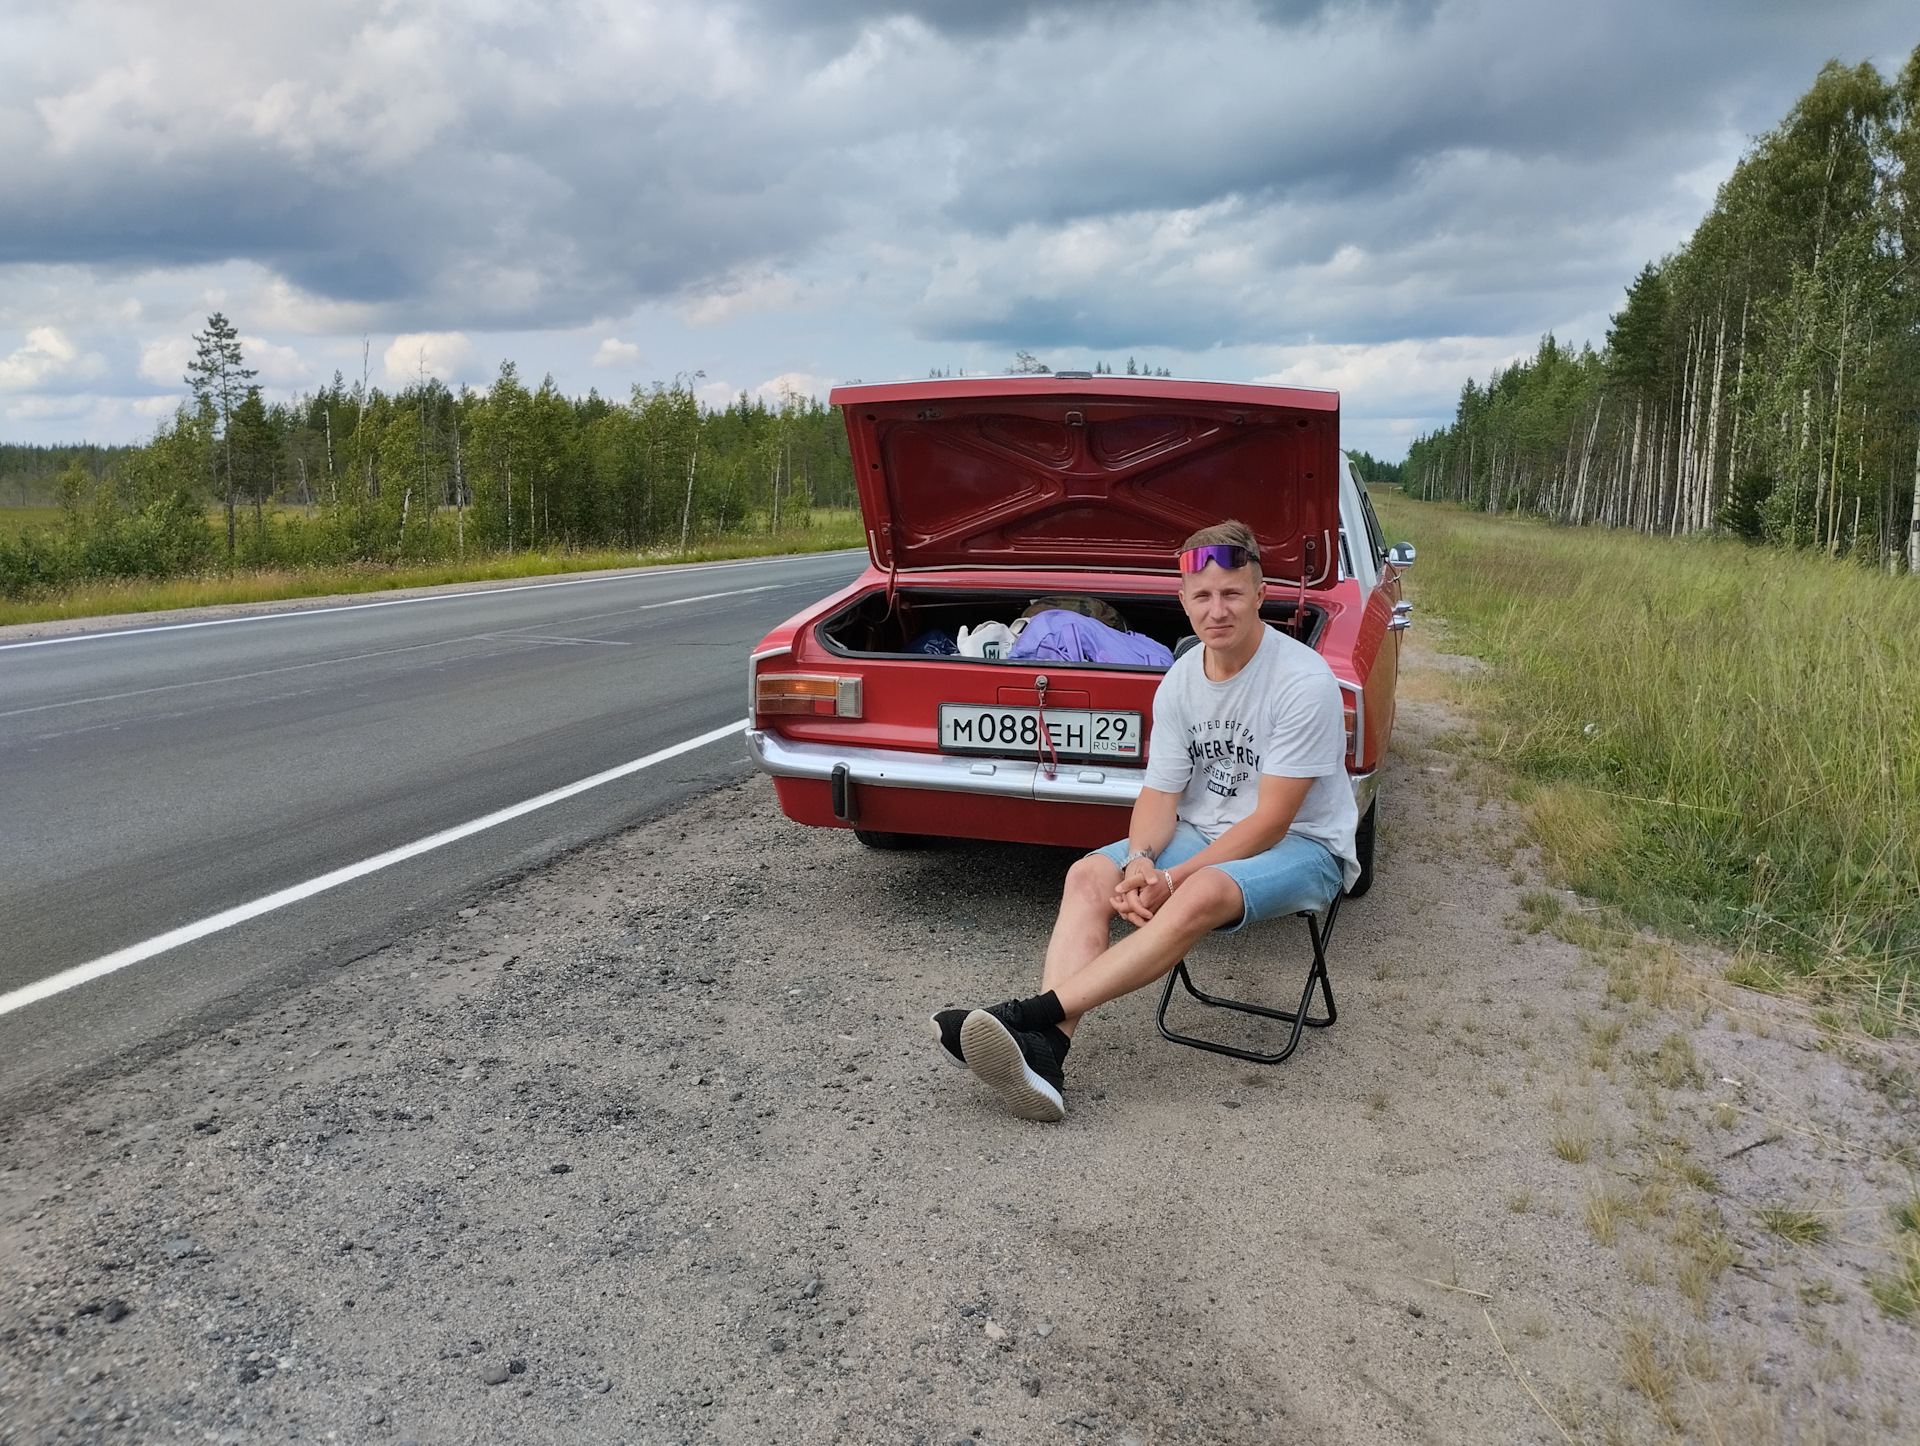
[{"left": 1111, "top": 859, "right": 1173, "bottom": 926}]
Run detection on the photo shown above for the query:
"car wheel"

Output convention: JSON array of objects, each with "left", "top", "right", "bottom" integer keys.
[
  {"left": 1345, "top": 797, "right": 1377, "bottom": 898},
  {"left": 854, "top": 829, "right": 923, "bottom": 850}
]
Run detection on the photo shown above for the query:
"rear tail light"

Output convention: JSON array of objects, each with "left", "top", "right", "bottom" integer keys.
[
  {"left": 756, "top": 673, "right": 863, "bottom": 718},
  {"left": 1335, "top": 678, "right": 1363, "bottom": 767}
]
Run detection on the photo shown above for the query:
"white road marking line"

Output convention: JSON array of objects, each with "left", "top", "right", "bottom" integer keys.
[
  {"left": 637, "top": 584, "right": 782, "bottom": 610},
  {"left": 0, "top": 718, "right": 749, "bottom": 1018},
  {"left": 0, "top": 550, "right": 863, "bottom": 653},
  {"left": 0, "top": 584, "right": 791, "bottom": 719},
  {"left": 500, "top": 635, "right": 633, "bottom": 646}
]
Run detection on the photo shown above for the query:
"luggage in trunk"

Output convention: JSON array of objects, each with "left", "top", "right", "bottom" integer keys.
[{"left": 816, "top": 586, "right": 1326, "bottom": 665}]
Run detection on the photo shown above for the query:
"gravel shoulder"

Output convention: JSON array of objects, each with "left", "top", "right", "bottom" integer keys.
[{"left": 3, "top": 644, "right": 1916, "bottom": 1444}]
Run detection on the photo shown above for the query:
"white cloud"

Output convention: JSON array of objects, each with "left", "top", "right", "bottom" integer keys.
[
  {"left": 383, "top": 331, "right": 473, "bottom": 385},
  {"left": 0, "top": 326, "right": 104, "bottom": 390},
  {"left": 137, "top": 335, "right": 190, "bottom": 386},
  {"left": 239, "top": 335, "right": 311, "bottom": 386},
  {"left": 752, "top": 371, "right": 835, "bottom": 408},
  {"left": 1252, "top": 336, "right": 1539, "bottom": 412},
  {"left": 592, "top": 337, "right": 641, "bottom": 367},
  {"left": 246, "top": 275, "right": 375, "bottom": 335},
  {"left": 130, "top": 393, "right": 179, "bottom": 419},
  {"left": 680, "top": 269, "right": 816, "bottom": 329}
]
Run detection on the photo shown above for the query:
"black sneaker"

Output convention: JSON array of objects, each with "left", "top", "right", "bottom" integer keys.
[
  {"left": 933, "top": 995, "right": 1059, "bottom": 1068},
  {"left": 929, "top": 1009, "right": 970, "bottom": 1068},
  {"left": 959, "top": 1009, "right": 1066, "bottom": 1122}
]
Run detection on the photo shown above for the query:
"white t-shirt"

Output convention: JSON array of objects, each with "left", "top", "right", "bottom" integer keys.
[{"left": 1142, "top": 625, "right": 1361, "bottom": 889}]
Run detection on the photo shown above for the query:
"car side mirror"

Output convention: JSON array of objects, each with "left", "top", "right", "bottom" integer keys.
[{"left": 1386, "top": 542, "right": 1416, "bottom": 568}]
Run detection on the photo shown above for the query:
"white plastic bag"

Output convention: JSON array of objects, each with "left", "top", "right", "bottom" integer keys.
[{"left": 957, "top": 621, "right": 1016, "bottom": 660}]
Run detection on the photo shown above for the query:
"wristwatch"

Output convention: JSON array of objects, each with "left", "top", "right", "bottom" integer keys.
[{"left": 1121, "top": 848, "right": 1157, "bottom": 868}]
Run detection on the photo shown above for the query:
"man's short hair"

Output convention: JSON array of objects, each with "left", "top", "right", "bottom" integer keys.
[{"left": 1179, "top": 520, "right": 1261, "bottom": 578}]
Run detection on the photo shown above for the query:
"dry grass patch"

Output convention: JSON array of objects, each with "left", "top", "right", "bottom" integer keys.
[
  {"left": 1583, "top": 1017, "right": 1625, "bottom": 1070},
  {"left": 1646, "top": 1142, "right": 1719, "bottom": 1195},
  {"left": 1638, "top": 1032, "right": 1702, "bottom": 1090},
  {"left": 1670, "top": 1206, "right": 1740, "bottom": 1317},
  {"left": 1617, "top": 1315, "right": 1681, "bottom": 1429},
  {"left": 1798, "top": 1278, "right": 1846, "bottom": 1306},
  {"left": 1523, "top": 783, "right": 1628, "bottom": 896},
  {"left": 1755, "top": 1205, "right": 1831, "bottom": 1246},
  {"left": 1550, "top": 1127, "right": 1593, "bottom": 1164},
  {"left": 1585, "top": 1186, "right": 1630, "bottom": 1246}
]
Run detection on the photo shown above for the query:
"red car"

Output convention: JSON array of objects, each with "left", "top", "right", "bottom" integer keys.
[{"left": 746, "top": 376, "right": 1411, "bottom": 896}]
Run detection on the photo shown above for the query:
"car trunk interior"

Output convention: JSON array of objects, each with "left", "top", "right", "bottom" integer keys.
[{"left": 817, "top": 586, "right": 1326, "bottom": 663}]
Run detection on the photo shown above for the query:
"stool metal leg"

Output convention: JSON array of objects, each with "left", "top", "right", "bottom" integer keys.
[{"left": 1155, "top": 895, "right": 1341, "bottom": 1065}]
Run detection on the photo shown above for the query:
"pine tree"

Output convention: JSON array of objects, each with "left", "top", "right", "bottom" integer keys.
[{"left": 184, "top": 313, "right": 257, "bottom": 560}]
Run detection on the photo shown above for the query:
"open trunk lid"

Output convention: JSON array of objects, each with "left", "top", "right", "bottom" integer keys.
[{"left": 831, "top": 376, "right": 1342, "bottom": 586}]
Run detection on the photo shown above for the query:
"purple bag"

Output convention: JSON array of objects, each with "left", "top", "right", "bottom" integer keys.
[{"left": 1007, "top": 610, "right": 1174, "bottom": 667}]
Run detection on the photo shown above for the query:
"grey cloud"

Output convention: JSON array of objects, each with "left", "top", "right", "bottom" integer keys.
[
  {"left": 1, "top": 82, "right": 837, "bottom": 329},
  {"left": 750, "top": 0, "right": 1429, "bottom": 41},
  {"left": 0, "top": 0, "right": 1913, "bottom": 356}
]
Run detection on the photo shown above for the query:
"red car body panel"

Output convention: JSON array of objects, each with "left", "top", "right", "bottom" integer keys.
[
  {"left": 748, "top": 378, "right": 1401, "bottom": 852},
  {"left": 835, "top": 378, "right": 1342, "bottom": 585}
]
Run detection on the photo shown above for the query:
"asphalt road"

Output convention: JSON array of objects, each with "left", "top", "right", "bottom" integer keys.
[{"left": 0, "top": 550, "right": 865, "bottom": 1101}]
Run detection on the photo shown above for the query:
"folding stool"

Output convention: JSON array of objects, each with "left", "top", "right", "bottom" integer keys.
[{"left": 1154, "top": 892, "right": 1341, "bottom": 1065}]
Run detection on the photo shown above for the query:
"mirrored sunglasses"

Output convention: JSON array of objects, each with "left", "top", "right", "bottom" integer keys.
[{"left": 1178, "top": 543, "right": 1253, "bottom": 574}]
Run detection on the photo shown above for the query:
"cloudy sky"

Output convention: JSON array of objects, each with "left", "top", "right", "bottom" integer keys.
[{"left": 1, "top": 0, "right": 1913, "bottom": 459}]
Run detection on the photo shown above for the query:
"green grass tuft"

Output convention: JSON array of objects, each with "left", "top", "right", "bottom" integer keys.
[
  {"left": 1755, "top": 1206, "right": 1831, "bottom": 1245},
  {"left": 1866, "top": 1234, "right": 1920, "bottom": 1319},
  {"left": 1893, "top": 1192, "right": 1920, "bottom": 1236}
]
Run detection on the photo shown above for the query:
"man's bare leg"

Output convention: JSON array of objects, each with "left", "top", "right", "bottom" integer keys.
[
  {"left": 1050, "top": 868, "right": 1245, "bottom": 1025},
  {"left": 927, "top": 856, "right": 1120, "bottom": 1067},
  {"left": 1039, "top": 855, "right": 1125, "bottom": 1037}
]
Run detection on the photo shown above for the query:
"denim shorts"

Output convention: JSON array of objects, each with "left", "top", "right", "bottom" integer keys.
[{"left": 1092, "top": 822, "right": 1341, "bottom": 933}]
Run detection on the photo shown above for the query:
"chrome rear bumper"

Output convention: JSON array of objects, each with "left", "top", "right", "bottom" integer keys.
[{"left": 748, "top": 729, "right": 1378, "bottom": 814}]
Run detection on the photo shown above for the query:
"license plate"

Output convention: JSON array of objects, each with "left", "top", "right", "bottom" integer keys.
[{"left": 938, "top": 704, "right": 1143, "bottom": 761}]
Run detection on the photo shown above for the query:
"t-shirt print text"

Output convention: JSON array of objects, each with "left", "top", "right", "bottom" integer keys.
[{"left": 1186, "top": 717, "right": 1262, "bottom": 799}]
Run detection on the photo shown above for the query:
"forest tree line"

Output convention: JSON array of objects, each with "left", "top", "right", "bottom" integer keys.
[
  {"left": 0, "top": 443, "right": 136, "bottom": 508},
  {"left": 1405, "top": 47, "right": 1920, "bottom": 574},
  {"left": 0, "top": 329, "right": 857, "bottom": 596}
]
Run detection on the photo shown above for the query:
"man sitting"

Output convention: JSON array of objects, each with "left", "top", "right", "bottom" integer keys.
[{"left": 933, "top": 520, "right": 1360, "bottom": 1121}]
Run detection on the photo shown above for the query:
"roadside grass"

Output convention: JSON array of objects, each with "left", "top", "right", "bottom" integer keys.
[
  {"left": 1865, "top": 1234, "right": 1920, "bottom": 1319},
  {"left": 0, "top": 515, "right": 866, "bottom": 627},
  {"left": 1374, "top": 490, "right": 1920, "bottom": 1030},
  {"left": 0, "top": 506, "right": 62, "bottom": 538}
]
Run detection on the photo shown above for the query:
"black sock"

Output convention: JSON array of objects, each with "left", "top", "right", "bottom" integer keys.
[
  {"left": 1027, "top": 990, "right": 1066, "bottom": 1029},
  {"left": 1044, "top": 1025, "right": 1072, "bottom": 1065}
]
